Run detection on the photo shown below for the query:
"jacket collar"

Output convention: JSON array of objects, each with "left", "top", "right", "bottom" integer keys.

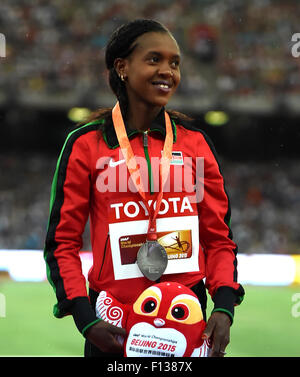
[{"left": 102, "top": 108, "right": 177, "bottom": 149}]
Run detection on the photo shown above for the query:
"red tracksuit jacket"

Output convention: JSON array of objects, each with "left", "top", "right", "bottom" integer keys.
[{"left": 44, "top": 109, "right": 244, "bottom": 335}]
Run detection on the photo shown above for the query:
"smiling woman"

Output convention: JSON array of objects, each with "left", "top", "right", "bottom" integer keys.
[
  {"left": 44, "top": 18, "right": 245, "bottom": 358},
  {"left": 84, "top": 19, "right": 191, "bottom": 127},
  {"left": 113, "top": 31, "right": 181, "bottom": 129}
]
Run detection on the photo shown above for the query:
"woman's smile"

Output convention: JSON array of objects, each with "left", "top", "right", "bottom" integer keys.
[{"left": 152, "top": 79, "right": 173, "bottom": 93}]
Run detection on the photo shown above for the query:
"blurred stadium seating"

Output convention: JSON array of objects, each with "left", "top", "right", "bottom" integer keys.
[
  {"left": 1, "top": 0, "right": 300, "bottom": 111},
  {"left": 1, "top": 0, "right": 300, "bottom": 255}
]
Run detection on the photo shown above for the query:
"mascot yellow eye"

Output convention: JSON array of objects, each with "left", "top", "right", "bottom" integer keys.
[
  {"left": 133, "top": 286, "right": 161, "bottom": 317},
  {"left": 166, "top": 294, "right": 203, "bottom": 324}
]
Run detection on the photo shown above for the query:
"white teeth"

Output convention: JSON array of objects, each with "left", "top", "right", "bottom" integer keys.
[{"left": 153, "top": 82, "right": 171, "bottom": 89}]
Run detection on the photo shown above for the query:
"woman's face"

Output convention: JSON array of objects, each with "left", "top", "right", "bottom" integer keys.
[{"left": 117, "top": 31, "right": 181, "bottom": 109}]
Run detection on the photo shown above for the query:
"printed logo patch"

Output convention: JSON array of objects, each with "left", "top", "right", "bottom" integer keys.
[
  {"left": 109, "top": 158, "right": 126, "bottom": 167},
  {"left": 171, "top": 151, "right": 183, "bottom": 165},
  {"left": 119, "top": 230, "right": 192, "bottom": 265},
  {"left": 161, "top": 151, "right": 183, "bottom": 165}
]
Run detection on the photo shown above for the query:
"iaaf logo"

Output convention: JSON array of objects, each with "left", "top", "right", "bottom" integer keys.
[{"left": 96, "top": 150, "right": 204, "bottom": 204}]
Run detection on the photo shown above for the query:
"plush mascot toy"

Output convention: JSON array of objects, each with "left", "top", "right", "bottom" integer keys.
[{"left": 95, "top": 282, "right": 211, "bottom": 357}]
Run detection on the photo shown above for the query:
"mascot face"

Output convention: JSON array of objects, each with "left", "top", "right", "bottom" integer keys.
[
  {"left": 96, "top": 282, "right": 209, "bottom": 357},
  {"left": 132, "top": 283, "right": 203, "bottom": 326}
]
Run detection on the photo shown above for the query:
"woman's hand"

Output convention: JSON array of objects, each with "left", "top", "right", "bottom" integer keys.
[
  {"left": 85, "top": 320, "right": 127, "bottom": 354},
  {"left": 202, "top": 311, "right": 231, "bottom": 357}
]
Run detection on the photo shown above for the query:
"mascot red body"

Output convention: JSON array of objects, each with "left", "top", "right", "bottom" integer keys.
[{"left": 95, "top": 282, "right": 210, "bottom": 357}]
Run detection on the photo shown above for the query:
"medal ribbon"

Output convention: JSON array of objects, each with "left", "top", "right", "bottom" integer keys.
[{"left": 112, "top": 102, "right": 173, "bottom": 241}]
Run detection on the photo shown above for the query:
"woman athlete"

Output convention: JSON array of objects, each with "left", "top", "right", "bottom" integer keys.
[{"left": 44, "top": 19, "right": 244, "bottom": 357}]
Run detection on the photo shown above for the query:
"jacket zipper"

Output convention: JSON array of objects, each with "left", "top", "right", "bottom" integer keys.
[
  {"left": 97, "top": 232, "right": 109, "bottom": 280},
  {"left": 143, "top": 130, "right": 153, "bottom": 195}
]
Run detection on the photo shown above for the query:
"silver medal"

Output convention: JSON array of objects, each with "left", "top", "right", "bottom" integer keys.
[{"left": 137, "top": 240, "right": 168, "bottom": 281}]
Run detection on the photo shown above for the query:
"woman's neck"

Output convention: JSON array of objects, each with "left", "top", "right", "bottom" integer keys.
[{"left": 126, "top": 102, "right": 162, "bottom": 132}]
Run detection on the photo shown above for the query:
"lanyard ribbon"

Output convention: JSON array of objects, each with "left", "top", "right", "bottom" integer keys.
[{"left": 112, "top": 102, "right": 173, "bottom": 241}]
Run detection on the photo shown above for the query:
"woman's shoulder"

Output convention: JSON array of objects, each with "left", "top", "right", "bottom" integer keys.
[
  {"left": 75, "top": 108, "right": 112, "bottom": 130},
  {"left": 169, "top": 110, "right": 209, "bottom": 139},
  {"left": 170, "top": 111, "right": 220, "bottom": 160},
  {"left": 65, "top": 108, "right": 112, "bottom": 141}
]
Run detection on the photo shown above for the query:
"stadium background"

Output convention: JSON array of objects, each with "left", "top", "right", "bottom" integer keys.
[{"left": 0, "top": 0, "right": 300, "bottom": 356}]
